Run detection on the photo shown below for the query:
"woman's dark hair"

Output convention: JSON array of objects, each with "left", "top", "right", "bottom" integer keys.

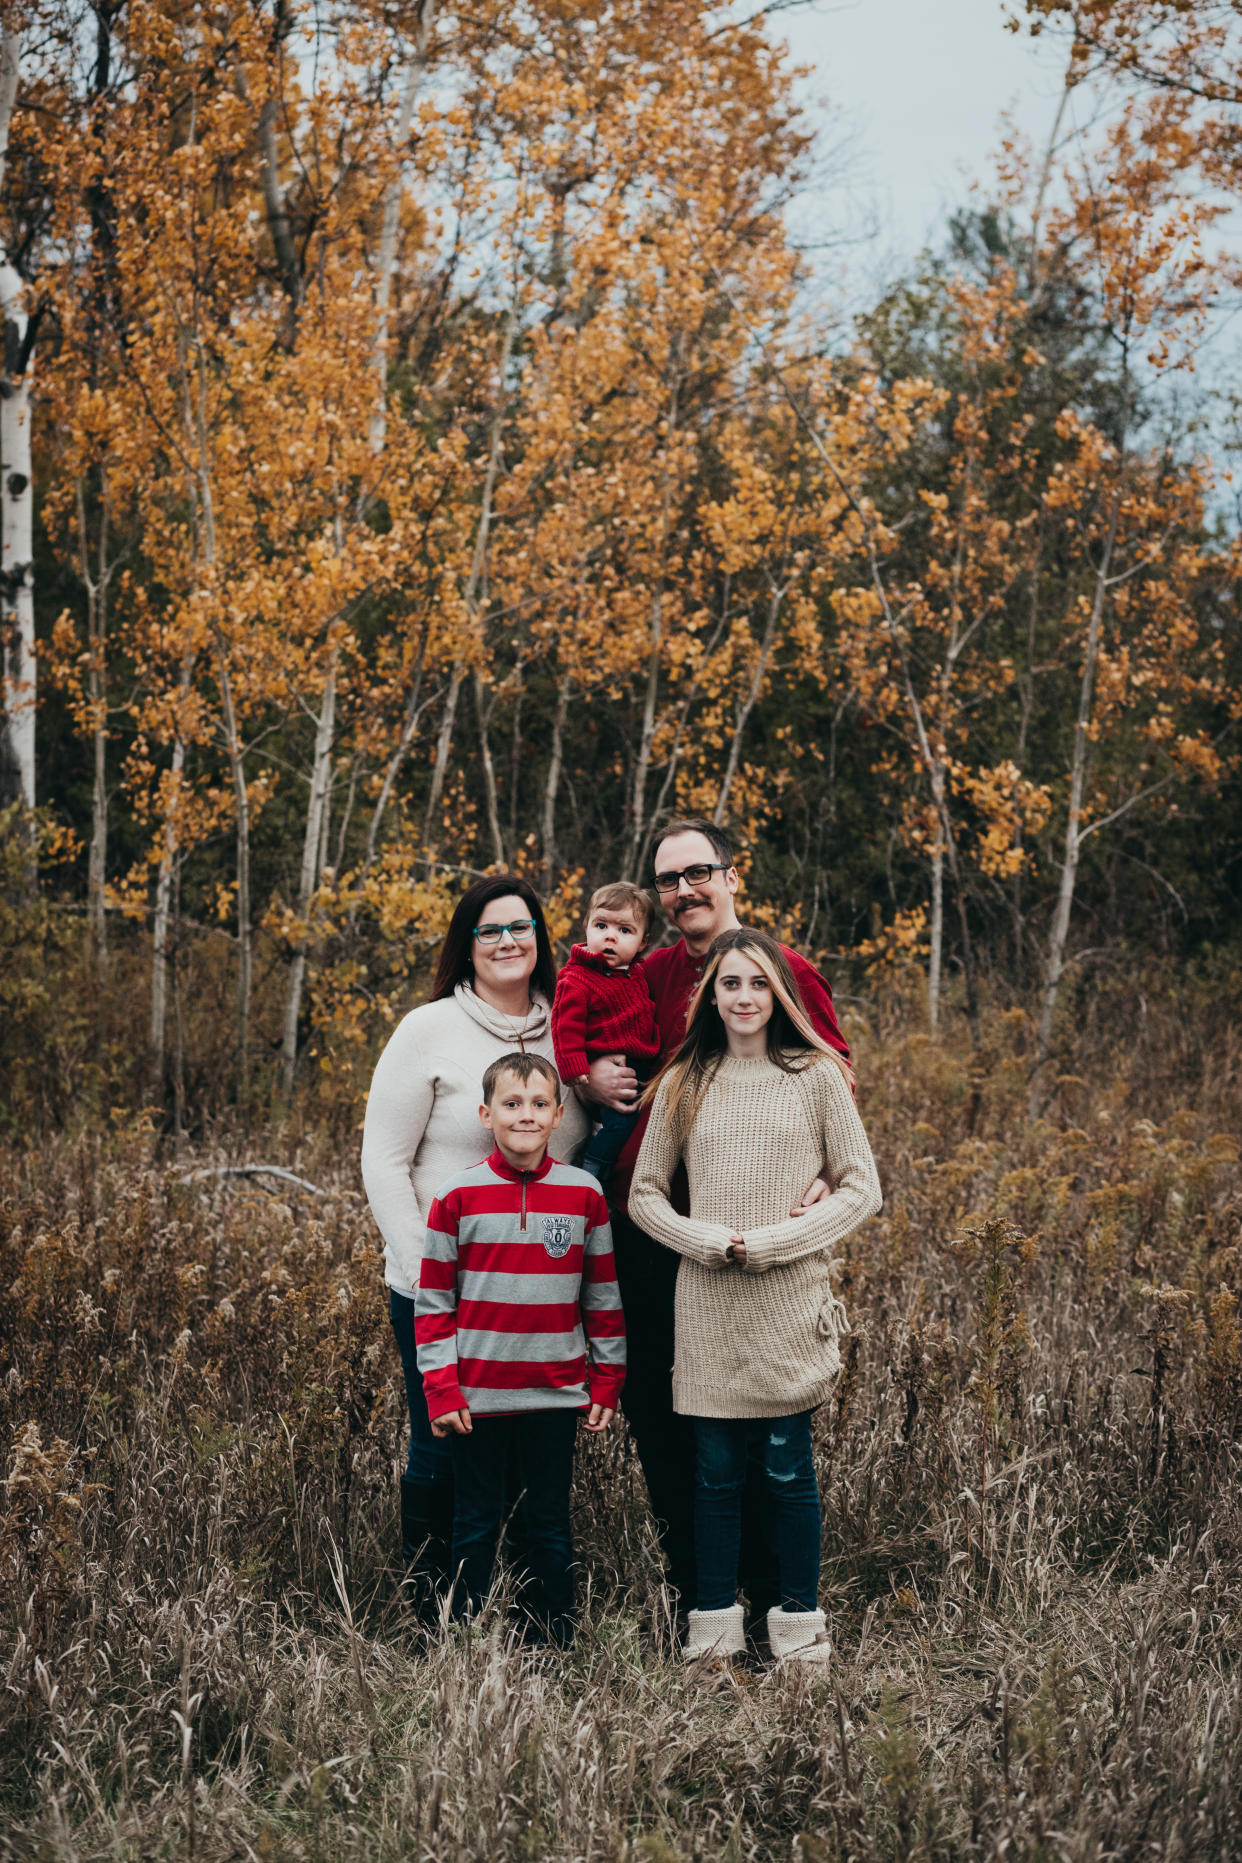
[{"left": 430, "top": 873, "right": 558, "bottom": 1004}]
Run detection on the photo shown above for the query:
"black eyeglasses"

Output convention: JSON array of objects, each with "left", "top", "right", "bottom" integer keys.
[
  {"left": 473, "top": 918, "right": 538, "bottom": 945},
  {"left": 652, "top": 862, "right": 729, "bottom": 894}
]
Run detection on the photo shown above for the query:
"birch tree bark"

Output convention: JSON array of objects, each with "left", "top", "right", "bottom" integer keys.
[
  {"left": 540, "top": 670, "right": 572, "bottom": 881},
  {"left": 626, "top": 364, "right": 680, "bottom": 880},
  {"left": 369, "top": 1, "right": 438, "bottom": 458},
  {"left": 0, "top": 24, "right": 36, "bottom": 815},
  {"left": 150, "top": 659, "right": 193, "bottom": 1085},
  {"left": 423, "top": 658, "right": 464, "bottom": 839},
  {"left": 361, "top": 621, "right": 430, "bottom": 873},
  {"left": 280, "top": 649, "right": 336, "bottom": 1095},
  {"left": 76, "top": 474, "right": 112, "bottom": 966},
  {"left": 186, "top": 325, "right": 257, "bottom": 1090},
  {"left": 1029, "top": 491, "right": 1121, "bottom": 1114},
  {"left": 712, "top": 575, "right": 785, "bottom": 826},
  {"left": 927, "top": 833, "right": 945, "bottom": 1040},
  {"left": 474, "top": 667, "right": 506, "bottom": 867},
  {"left": 423, "top": 293, "right": 517, "bottom": 845}
]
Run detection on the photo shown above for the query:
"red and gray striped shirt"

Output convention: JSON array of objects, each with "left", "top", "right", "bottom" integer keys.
[{"left": 415, "top": 1147, "right": 626, "bottom": 1421}]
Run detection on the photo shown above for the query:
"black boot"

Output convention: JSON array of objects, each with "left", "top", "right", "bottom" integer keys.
[{"left": 400, "top": 1475, "right": 454, "bottom": 1624}]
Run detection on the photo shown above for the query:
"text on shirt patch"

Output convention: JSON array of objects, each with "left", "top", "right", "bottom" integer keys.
[{"left": 540, "top": 1215, "right": 574, "bottom": 1258}]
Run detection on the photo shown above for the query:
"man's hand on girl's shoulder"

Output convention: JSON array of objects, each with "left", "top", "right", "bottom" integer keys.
[{"left": 791, "top": 1177, "right": 829, "bottom": 1217}]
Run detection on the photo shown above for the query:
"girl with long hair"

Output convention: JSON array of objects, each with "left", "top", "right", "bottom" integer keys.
[
  {"left": 630, "top": 928, "right": 881, "bottom": 1665},
  {"left": 361, "top": 874, "right": 588, "bottom": 1616}
]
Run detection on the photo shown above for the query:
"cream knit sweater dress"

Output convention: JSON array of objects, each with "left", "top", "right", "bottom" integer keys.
[{"left": 630, "top": 1052, "right": 882, "bottom": 1419}]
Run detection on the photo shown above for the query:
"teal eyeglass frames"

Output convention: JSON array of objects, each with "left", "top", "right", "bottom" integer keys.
[{"left": 472, "top": 918, "right": 538, "bottom": 945}]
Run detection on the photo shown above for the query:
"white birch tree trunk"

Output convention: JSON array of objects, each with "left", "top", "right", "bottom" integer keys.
[
  {"left": 0, "top": 26, "right": 35, "bottom": 814},
  {"left": 151, "top": 681, "right": 191, "bottom": 1082},
  {"left": 1030, "top": 492, "right": 1121, "bottom": 1114},
  {"left": 422, "top": 292, "right": 516, "bottom": 847},
  {"left": 281, "top": 650, "right": 337, "bottom": 1095},
  {"left": 713, "top": 578, "right": 784, "bottom": 827},
  {"left": 423, "top": 658, "right": 464, "bottom": 839},
  {"left": 474, "top": 667, "right": 505, "bottom": 867},
  {"left": 369, "top": 2, "right": 437, "bottom": 458},
  {"left": 361, "top": 628, "right": 429, "bottom": 873},
  {"left": 217, "top": 657, "right": 253, "bottom": 1087},
  {"left": 76, "top": 475, "right": 110, "bottom": 965},
  {"left": 928, "top": 826, "right": 944, "bottom": 1039},
  {"left": 541, "top": 670, "right": 572, "bottom": 881},
  {"left": 626, "top": 374, "right": 679, "bottom": 880}
]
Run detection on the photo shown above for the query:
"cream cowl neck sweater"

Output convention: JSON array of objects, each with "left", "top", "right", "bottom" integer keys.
[
  {"left": 630, "top": 1051, "right": 882, "bottom": 1419},
  {"left": 361, "top": 982, "right": 589, "bottom": 1295}
]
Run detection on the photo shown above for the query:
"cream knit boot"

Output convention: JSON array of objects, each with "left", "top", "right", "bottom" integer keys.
[
  {"left": 767, "top": 1606, "right": 832, "bottom": 1665},
  {"left": 682, "top": 1603, "right": 746, "bottom": 1662}
]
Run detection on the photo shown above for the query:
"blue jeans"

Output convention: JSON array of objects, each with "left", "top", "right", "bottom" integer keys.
[
  {"left": 450, "top": 1409, "right": 579, "bottom": 1645},
  {"left": 579, "top": 1104, "right": 639, "bottom": 1186},
  {"left": 693, "top": 1412, "right": 821, "bottom": 1613},
  {"left": 390, "top": 1289, "right": 454, "bottom": 1483}
]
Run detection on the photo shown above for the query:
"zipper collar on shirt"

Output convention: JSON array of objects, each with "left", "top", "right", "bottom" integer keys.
[{"left": 486, "top": 1146, "right": 553, "bottom": 1185}]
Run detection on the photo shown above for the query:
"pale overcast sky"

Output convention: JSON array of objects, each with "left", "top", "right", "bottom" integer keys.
[{"left": 775, "top": 0, "right": 1070, "bottom": 275}]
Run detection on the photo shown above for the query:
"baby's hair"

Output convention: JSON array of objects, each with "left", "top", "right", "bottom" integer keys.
[
  {"left": 481, "top": 1051, "right": 563, "bottom": 1105},
  {"left": 587, "top": 880, "right": 654, "bottom": 939}
]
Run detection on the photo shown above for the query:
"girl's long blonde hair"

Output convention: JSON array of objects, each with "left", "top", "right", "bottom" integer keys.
[{"left": 643, "top": 928, "right": 845, "bottom": 1145}]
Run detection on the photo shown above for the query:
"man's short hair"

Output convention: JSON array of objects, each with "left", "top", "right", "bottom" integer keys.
[
  {"left": 652, "top": 817, "right": 735, "bottom": 872},
  {"left": 587, "top": 880, "right": 654, "bottom": 939},
  {"left": 481, "top": 1052, "right": 562, "bottom": 1104}
]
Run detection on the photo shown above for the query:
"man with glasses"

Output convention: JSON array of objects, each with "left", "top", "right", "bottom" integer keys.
[{"left": 583, "top": 817, "right": 851, "bottom": 1643}]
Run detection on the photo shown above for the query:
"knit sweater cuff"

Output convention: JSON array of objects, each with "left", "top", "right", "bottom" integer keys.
[
  {"left": 703, "top": 1230, "right": 734, "bottom": 1270},
  {"left": 554, "top": 1048, "right": 591, "bottom": 1084},
  {"left": 740, "top": 1233, "right": 774, "bottom": 1274}
]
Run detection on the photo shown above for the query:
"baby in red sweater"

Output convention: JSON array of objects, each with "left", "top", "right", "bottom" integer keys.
[{"left": 552, "top": 881, "right": 661, "bottom": 1188}]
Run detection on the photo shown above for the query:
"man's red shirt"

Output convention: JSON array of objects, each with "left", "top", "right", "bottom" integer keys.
[{"left": 610, "top": 935, "right": 850, "bottom": 1214}]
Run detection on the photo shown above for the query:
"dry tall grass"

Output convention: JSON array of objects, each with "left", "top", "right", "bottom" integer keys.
[{"left": 3, "top": 970, "right": 1241, "bottom": 1860}]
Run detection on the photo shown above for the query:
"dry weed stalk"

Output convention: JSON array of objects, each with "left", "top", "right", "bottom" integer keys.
[{"left": 1, "top": 985, "right": 1240, "bottom": 1858}]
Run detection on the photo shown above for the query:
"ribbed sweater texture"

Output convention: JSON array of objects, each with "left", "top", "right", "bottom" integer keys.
[
  {"left": 361, "top": 984, "right": 589, "bottom": 1295},
  {"left": 551, "top": 946, "right": 662, "bottom": 1083},
  {"left": 416, "top": 1148, "right": 626, "bottom": 1419},
  {"left": 629, "top": 1052, "right": 882, "bottom": 1419},
  {"left": 612, "top": 938, "right": 851, "bottom": 1212}
]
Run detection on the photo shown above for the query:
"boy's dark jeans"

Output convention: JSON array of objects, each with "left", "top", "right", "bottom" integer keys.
[
  {"left": 450, "top": 1409, "right": 578, "bottom": 1645},
  {"left": 693, "top": 1412, "right": 820, "bottom": 1614},
  {"left": 579, "top": 1104, "right": 639, "bottom": 1186}
]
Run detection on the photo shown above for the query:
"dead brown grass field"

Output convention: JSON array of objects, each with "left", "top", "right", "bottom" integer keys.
[{"left": 3, "top": 972, "right": 1241, "bottom": 1862}]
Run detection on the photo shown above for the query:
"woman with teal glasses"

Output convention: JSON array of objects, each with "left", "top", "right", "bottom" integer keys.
[{"left": 362, "top": 874, "right": 588, "bottom": 1618}]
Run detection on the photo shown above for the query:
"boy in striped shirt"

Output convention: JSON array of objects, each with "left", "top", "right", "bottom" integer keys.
[{"left": 415, "top": 1051, "right": 625, "bottom": 1646}]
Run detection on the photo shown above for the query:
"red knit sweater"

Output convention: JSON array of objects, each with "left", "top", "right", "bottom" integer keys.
[{"left": 551, "top": 945, "right": 662, "bottom": 1084}]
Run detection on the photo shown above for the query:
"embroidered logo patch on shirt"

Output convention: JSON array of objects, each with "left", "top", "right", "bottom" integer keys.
[{"left": 540, "top": 1214, "right": 574, "bottom": 1259}]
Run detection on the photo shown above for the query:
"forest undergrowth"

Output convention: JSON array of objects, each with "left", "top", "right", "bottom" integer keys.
[{"left": 3, "top": 967, "right": 1241, "bottom": 1862}]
